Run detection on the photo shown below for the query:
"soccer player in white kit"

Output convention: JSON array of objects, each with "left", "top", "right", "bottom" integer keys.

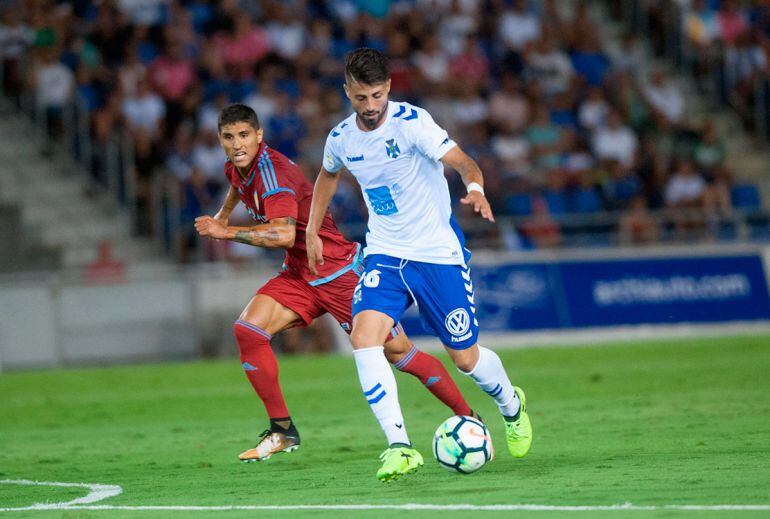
[{"left": 306, "top": 48, "right": 533, "bottom": 481}]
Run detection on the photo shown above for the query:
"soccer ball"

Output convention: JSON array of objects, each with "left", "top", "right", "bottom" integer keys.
[{"left": 432, "top": 415, "right": 493, "bottom": 474}]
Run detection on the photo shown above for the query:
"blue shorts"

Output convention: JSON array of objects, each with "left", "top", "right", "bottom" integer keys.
[{"left": 352, "top": 254, "right": 479, "bottom": 349}]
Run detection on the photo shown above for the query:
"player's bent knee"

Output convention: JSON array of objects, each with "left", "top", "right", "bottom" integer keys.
[
  {"left": 351, "top": 310, "right": 394, "bottom": 349},
  {"left": 446, "top": 344, "right": 480, "bottom": 373},
  {"left": 384, "top": 349, "right": 405, "bottom": 365},
  {"left": 238, "top": 295, "right": 302, "bottom": 336}
]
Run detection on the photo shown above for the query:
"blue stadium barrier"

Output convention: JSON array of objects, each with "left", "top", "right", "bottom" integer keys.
[{"left": 400, "top": 251, "right": 770, "bottom": 335}]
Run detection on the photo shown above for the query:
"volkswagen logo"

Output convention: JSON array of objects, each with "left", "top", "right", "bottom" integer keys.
[{"left": 445, "top": 308, "right": 470, "bottom": 336}]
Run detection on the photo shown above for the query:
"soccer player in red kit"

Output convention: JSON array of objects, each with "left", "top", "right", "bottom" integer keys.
[{"left": 194, "top": 104, "right": 476, "bottom": 462}]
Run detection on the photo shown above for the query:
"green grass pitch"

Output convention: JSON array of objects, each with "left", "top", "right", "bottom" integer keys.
[{"left": 1, "top": 335, "right": 769, "bottom": 518}]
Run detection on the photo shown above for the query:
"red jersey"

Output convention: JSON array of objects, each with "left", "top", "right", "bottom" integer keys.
[{"left": 224, "top": 142, "right": 360, "bottom": 285}]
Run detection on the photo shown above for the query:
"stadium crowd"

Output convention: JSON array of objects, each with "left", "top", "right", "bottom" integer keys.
[
  {"left": 641, "top": 0, "right": 770, "bottom": 131},
  {"left": 0, "top": 0, "right": 764, "bottom": 260}
]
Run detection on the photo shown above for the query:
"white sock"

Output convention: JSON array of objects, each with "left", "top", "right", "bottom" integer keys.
[
  {"left": 353, "top": 346, "right": 410, "bottom": 446},
  {"left": 463, "top": 346, "right": 521, "bottom": 418}
]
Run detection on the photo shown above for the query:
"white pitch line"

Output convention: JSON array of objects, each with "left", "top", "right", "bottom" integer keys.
[
  {"left": 1, "top": 480, "right": 769, "bottom": 513},
  {"left": 0, "top": 479, "right": 122, "bottom": 508}
]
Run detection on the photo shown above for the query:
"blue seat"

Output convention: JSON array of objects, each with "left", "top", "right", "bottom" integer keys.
[
  {"left": 505, "top": 193, "right": 532, "bottom": 216},
  {"left": 731, "top": 184, "right": 761, "bottom": 210},
  {"left": 543, "top": 190, "right": 567, "bottom": 215},
  {"left": 569, "top": 187, "right": 604, "bottom": 214}
]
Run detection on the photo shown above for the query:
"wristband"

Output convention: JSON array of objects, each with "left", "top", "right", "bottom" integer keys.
[{"left": 466, "top": 182, "right": 484, "bottom": 196}]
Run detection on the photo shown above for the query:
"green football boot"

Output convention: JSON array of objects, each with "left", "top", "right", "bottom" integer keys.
[
  {"left": 504, "top": 386, "right": 532, "bottom": 458},
  {"left": 376, "top": 446, "right": 424, "bottom": 482}
]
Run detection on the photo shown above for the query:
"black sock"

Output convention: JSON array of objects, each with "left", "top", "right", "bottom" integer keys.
[
  {"left": 270, "top": 417, "right": 297, "bottom": 434},
  {"left": 503, "top": 409, "right": 521, "bottom": 422}
]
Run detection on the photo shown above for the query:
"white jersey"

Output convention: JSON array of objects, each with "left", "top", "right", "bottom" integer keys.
[{"left": 323, "top": 101, "right": 466, "bottom": 265}]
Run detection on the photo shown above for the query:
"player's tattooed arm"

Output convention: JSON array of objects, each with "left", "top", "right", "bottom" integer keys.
[
  {"left": 232, "top": 217, "right": 297, "bottom": 249},
  {"left": 440, "top": 146, "right": 495, "bottom": 223},
  {"left": 194, "top": 216, "right": 297, "bottom": 248}
]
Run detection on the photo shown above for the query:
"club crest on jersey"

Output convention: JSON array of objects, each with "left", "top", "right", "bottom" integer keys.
[{"left": 385, "top": 139, "right": 400, "bottom": 159}]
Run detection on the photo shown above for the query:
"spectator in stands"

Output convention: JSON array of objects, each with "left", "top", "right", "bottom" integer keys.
[
  {"left": 265, "top": 3, "right": 307, "bottom": 61},
  {"left": 601, "top": 159, "right": 643, "bottom": 210},
  {"left": 31, "top": 48, "right": 74, "bottom": 137},
  {"left": 498, "top": 0, "right": 541, "bottom": 55},
  {"left": 718, "top": 0, "right": 749, "bottom": 45},
  {"left": 611, "top": 71, "right": 650, "bottom": 132},
  {"left": 665, "top": 158, "right": 706, "bottom": 209},
  {"left": 592, "top": 109, "right": 638, "bottom": 168},
  {"left": 610, "top": 33, "right": 646, "bottom": 75},
  {"left": 387, "top": 31, "right": 417, "bottom": 97},
  {"left": 0, "top": 8, "right": 34, "bottom": 100},
  {"left": 197, "top": 91, "right": 230, "bottom": 134},
  {"left": 724, "top": 32, "right": 767, "bottom": 124},
  {"left": 450, "top": 35, "right": 490, "bottom": 91},
  {"left": 642, "top": 70, "right": 686, "bottom": 129},
  {"left": 177, "top": 166, "right": 218, "bottom": 262},
  {"left": 664, "top": 158, "right": 709, "bottom": 238},
  {"left": 618, "top": 195, "right": 659, "bottom": 245},
  {"left": 491, "top": 127, "right": 531, "bottom": 179},
  {"left": 413, "top": 33, "right": 450, "bottom": 93},
  {"left": 192, "top": 128, "right": 226, "bottom": 195},
  {"left": 520, "top": 195, "right": 562, "bottom": 249},
  {"left": 266, "top": 91, "right": 306, "bottom": 159},
  {"left": 703, "top": 167, "right": 734, "bottom": 221},
  {"left": 527, "top": 104, "right": 563, "bottom": 170},
  {"left": 149, "top": 40, "right": 196, "bottom": 134},
  {"left": 243, "top": 75, "right": 279, "bottom": 127},
  {"left": 118, "top": 44, "right": 148, "bottom": 99},
  {"left": 212, "top": 15, "right": 270, "bottom": 77},
  {"left": 117, "top": 0, "right": 168, "bottom": 28},
  {"left": 684, "top": 0, "right": 721, "bottom": 86},
  {"left": 488, "top": 73, "right": 530, "bottom": 134},
  {"left": 685, "top": 0, "right": 720, "bottom": 51},
  {"left": 693, "top": 121, "right": 727, "bottom": 176},
  {"left": 451, "top": 82, "right": 488, "bottom": 133},
  {"left": 83, "top": 239, "right": 126, "bottom": 285},
  {"left": 122, "top": 77, "right": 166, "bottom": 142},
  {"left": 564, "top": 0, "right": 599, "bottom": 51},
  {"left": 524, "top": 33, "right": 574, "bottom": 98},
  {"left": 578, "top": 86, "right": 610, "bottom": 131},
  {"left": 570, "top": 32, "right": 611, "bottom": 88}
]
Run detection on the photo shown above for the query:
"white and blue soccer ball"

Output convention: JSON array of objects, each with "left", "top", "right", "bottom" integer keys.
[{"left": 433, "top": 415, "right": 493, "bottom": 474}]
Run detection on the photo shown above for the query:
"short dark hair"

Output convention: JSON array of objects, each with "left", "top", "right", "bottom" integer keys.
[
  {"left": 217, "top": 104, "right": 260, "bottom": 133},
  {"left": 344, "top": 48, "right": 390, "bottom": 85}
]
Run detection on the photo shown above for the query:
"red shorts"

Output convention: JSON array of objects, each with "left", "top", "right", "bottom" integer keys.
[{"left": 257, "top": 269, "right": 402, "bottom": 338}]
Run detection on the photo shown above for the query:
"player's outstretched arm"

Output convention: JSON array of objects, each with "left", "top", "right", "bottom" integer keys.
[
  {"left": 306, "top": 167, "right": 341, "bottom": 275},
  {"left": 212, "top": 186, "right": 240, "bottom": 226},
  {"left": 194, "top": 215, "right": 297, "bottom": 249},
  {"left": 441, "top": 146, "right": 495, "bottom": 223}
]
